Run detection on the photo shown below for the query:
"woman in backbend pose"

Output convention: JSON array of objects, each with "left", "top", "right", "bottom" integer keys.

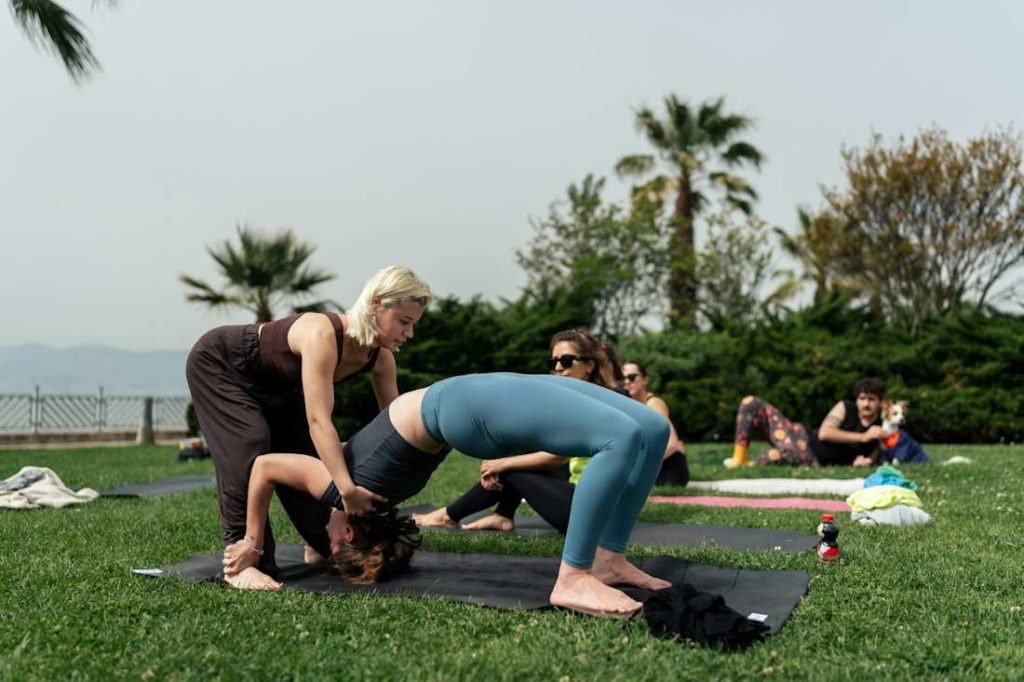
[
  {"left": 622, "top": 361, "right": 689, "bottom": 487},
  {"left": 224, "top": 372, "right": 671, "bottom": 617},
  {"left": 412, "top": 329, "right": 620, "bottom": 534},
  {"left": 186, "top": 265, "right": 432, "bottom": 590}
]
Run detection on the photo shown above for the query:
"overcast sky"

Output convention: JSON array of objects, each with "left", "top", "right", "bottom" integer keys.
[{"left": 3, "top": 1, "right": 1022, "bottom": 351}]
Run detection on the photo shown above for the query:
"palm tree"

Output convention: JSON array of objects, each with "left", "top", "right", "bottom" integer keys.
[
  {"left": 774, "top": 207, "right": 857, "bottom": 305},
  {"left": 11, "top": 0, "right": 115, "bottom": 80},
  {"left": 616, "top": 95, "right": 763, "bottom": 322},
  {"left": 180, "top": 225, "right": 340, "bottom": 323}
]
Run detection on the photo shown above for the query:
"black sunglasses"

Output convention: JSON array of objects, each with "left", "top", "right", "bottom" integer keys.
[
  {"left": 623, "top": 373, "right": 641, "bottom": 382},
  {"left": 546, "top": 354, "right": 589, "bottom": 371}
]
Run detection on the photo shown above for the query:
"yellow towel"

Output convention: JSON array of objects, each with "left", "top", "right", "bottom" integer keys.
[{"left": 846, "top": 485, "right": 922, "bottom": 512}]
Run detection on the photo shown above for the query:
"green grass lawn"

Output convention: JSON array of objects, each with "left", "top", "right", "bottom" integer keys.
[{"left": 1, "top": 444, "right": 1022, "bottom": 680}]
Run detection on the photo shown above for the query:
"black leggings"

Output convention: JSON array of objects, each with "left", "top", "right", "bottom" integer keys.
[
  {"left": 656, "top": 451, "right": 689, "bottom": 487},
  {"left": 446, "top": 452, "right": 687, "bottom": 530},
  {"left": 446, "top": 464, "right": 574, "bottom": 534}
]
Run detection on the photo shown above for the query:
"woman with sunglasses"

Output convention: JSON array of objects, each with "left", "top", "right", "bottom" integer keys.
[
  {"left": 622, "top": 361, "right": 689, "bottom": 487},
  {"left": 412, "top": 329, "right": 624, "bottom": 534},
  {"left": 224, "top": 370, "right": 671, "bottom": 616}
]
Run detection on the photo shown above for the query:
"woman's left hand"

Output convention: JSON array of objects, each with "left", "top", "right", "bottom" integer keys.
[
  {"left": 342, "top": 484, "right": 388, "bottom": 516},
  {"left": 480, "top": 459, "right": 508, "bottom": 478}
]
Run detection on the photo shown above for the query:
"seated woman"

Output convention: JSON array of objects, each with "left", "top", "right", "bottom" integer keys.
[
  {"left": 621, "top": 361, "right": 689, "bottom": 487},
  {"left": 411, "top": 329, "right": 618, "bottom": 534},
  {"left": 224, "top": 372, "right": 671, "bottom": 617}
]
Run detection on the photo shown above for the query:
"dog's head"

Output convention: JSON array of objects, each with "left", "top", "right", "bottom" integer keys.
[{"left": 882, "top": 400, "right": 908, "bottom": 427}]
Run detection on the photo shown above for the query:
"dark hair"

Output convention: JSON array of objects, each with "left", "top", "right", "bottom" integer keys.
[
  {"left": 853, "top": 377, "right": 886, "bottom": 399},
  {"left": 331, "top": 511, "right": 421, "bottom": 584},
  {"left": 600, "top": 341, "right": 625, "bottom": 385},
  {"left": 624, "top": 360, "right": 648, "bottom": 377},
  {"left": 550, "top": 329, "right": 621, "bottom": 388}
]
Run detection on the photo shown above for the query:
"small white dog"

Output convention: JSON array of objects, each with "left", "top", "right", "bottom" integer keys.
[{"left": 881, "top": 400, "right": 908, "bottom": 437}]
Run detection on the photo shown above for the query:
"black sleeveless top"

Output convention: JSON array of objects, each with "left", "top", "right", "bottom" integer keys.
[
  {"left": 256, "top": 313, "right": 379, "bottom": 390},
  {"left": 807, "top": 399, "right": 882, "bottom": 465}
]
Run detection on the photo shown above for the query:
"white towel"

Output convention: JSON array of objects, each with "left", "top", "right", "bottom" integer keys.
[
  {"left": 0, "top": 466, "right": 99, "bottom": 510},
  {"left": 688, "top": 477, "right": 865, "bottom": 497}
]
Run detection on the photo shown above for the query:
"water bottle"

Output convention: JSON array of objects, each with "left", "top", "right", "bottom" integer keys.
[{"left": 816, "top": 513, "right": 840, "bottom": 563}]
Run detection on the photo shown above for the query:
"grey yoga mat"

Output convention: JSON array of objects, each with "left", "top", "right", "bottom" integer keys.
[
  {"left": 136, "top": 543, "right": 808, "bottom": 634},
  {"left": 403, "top": 504, "right": 818, "bottom": 554},
  {"left": 101, "top": 475, "right": 215, "bottom": 498}
]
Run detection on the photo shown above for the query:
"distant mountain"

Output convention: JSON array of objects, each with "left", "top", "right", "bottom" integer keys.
[{"left": 0, "top": 344, "right": 189, "bottom": 395}]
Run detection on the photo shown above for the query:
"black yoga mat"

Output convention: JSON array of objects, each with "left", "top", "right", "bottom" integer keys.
[
  {"left": 101, "top": 475, "right": 215, "bottom": 498},
  {"left": 403, "top": 504, "right": 817, "bottom": 554},
  {"left": 136, "top": 544, "right": 808, "bottom": 634}
]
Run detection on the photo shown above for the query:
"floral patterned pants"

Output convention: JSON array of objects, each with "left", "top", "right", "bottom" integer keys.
[{"left": 734, "top": 396, "right": 814, "bottom": 466}]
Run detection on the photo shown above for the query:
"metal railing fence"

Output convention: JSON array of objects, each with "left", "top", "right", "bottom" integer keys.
[{"left": 0, "top": 388, "right": 189, "bottom": 434}]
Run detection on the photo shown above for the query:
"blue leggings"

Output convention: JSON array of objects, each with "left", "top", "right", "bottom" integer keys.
[{"left": 421, "top": 373, "right": 669, "bottom": 568}]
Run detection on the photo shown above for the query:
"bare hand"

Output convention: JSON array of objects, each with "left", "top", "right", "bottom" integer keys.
[
  {"left": 852, "top": 455, "right": 874, "bottom": 467},
  {"left": 223, "top": 538, "right": 261, "bottom": 576},
  {"left": 862, "top": 426, "right": 885, "bottom": 442},
  {"left": 480, "top": 458, "right": 508, "bottom": 478},
  {"left": 342, "top": 485, "right": 388, "bottom": 515},
  {"left": 480, "top": 472, "right": 502, "bottom": 491}
]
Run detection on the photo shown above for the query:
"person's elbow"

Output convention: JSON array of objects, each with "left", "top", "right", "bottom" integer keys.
[
  {"left": 307, "top": 414, "right": 336, "bottom": 435},
  {"left": 250, "top": 455, "right": 272, "bottom": 483}
]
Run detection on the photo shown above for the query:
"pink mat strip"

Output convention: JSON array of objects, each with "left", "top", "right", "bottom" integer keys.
[{"left": 650, "top": 495, "right": 851, "bottom": 512}]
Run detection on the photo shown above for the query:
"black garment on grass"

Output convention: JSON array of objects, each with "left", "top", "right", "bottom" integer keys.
[{"left": 644, "top": 583, "right": 769, "bottom": 650}]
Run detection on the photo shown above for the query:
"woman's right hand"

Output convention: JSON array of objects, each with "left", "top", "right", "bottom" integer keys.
[
  {"left": 223, "top": 537, "right": 261, "bottom": 576},
  {"left": 341, "top": 484, "right": 388, "bottom": 515},
  {"left": 480, "top": 471, "right": 503, "bottom": 491}
]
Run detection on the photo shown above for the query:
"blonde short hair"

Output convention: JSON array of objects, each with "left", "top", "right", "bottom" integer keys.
[{"left": 347, "top": 266, "right": 433, "bottom": 347}]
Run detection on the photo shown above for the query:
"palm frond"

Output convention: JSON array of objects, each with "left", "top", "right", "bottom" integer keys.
[
  {"left": 182, "top": 224, "right": 336, "bottom": 321},
  {"left": 773, "top": 226, "right": 803, "bottom": 259},
  {"left": 722, "top": 141, "right": 764, "bottom": 169},
  {"left": 725, "top": 196, "right": 754, "bottom": 215},
  {"left": 615, "top": 154, "right": 656, "bottom": 178},
  {"left": 11, "top": 0, "right": 102, "bottom": 80}
]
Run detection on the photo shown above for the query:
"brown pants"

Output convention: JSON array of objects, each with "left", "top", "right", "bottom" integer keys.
[{"left": 185, "top": 324, "right": 330, "bottom": 576}]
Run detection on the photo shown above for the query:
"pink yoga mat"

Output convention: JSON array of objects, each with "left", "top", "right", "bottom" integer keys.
[{"left": 650, "top": 495, "right": 851, "bottom": 512}]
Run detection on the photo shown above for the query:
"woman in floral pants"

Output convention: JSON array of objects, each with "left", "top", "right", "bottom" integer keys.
[{"left": 727, "top": 396, "right": 813, "bottom": 467}]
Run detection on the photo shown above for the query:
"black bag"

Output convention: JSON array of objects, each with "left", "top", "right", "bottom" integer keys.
[{"left": 643, "top": 583, "right": 769, "bottom": 650}]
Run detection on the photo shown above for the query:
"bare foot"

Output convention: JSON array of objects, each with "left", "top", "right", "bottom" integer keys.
[
  {"left": 549, "top": 562, "right": 642, "bottom": 618},
  {"left": 304, "top": 544, "right": 326, "bottom": 565},
  {"left": 461, "top": 513, "right": 514, "bottom": 532},
  {"left": 411, "top": 508, "right": 458, "bottom": 528},
  {"left": 224, "top": 566, "right": 283, "bottom": 591},
  {"left": 592, "top": 548, "right": 671, "bottom": 591}
]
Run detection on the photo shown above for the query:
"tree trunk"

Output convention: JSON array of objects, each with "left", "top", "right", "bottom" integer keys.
[{"left": 669, "top": 175, "right": 698, "bottom": 324}]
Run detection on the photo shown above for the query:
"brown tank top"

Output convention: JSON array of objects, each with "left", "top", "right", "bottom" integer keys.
[{"left": 256, "top": 313, "right": 379, "bottom": 389}]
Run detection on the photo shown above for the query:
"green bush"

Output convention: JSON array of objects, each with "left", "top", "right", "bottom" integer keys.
[
  {"left": 331, "top": 289, "right": 1023, "bottom": 445},
  {"left": 621, "top": 304, "right": 1024, "bottom": 444}
]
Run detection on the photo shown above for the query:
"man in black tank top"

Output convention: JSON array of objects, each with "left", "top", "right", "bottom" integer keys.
[{"left": 725, "top": 377, "right": 886, "bottom": 468}]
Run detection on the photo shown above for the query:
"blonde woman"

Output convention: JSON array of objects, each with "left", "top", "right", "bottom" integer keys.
[{"left": 186, "top": 265, "right": 432, "bottom": 589}]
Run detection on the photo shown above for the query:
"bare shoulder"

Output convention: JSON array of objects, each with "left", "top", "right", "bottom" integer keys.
[
  {"left": 290, "top": 313, "right": 338, "bottom": 352},
  {"left": 821, "top": 400, "right": 846, "bottom": 427},
  {"left": 646, "top": 395, "right": 670, "bottom": 417},
  {"left": 372, "top": 347, "right": 397, "bottom": 375}
]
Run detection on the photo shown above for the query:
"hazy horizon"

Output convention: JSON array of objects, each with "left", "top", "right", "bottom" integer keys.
[{"left": 4, "top": 1, "right": 1023, "bottom": 351}]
